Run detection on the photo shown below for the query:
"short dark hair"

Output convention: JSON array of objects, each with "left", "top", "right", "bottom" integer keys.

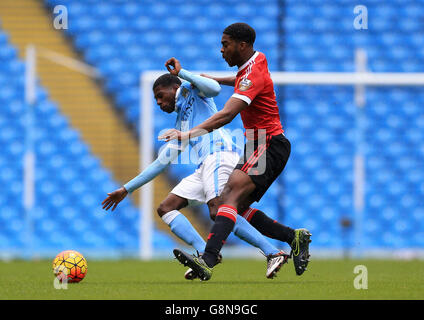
[
  {"left": 153, "top": 73, "right": 181, "bottom": 90},
  {"left": 223, "top": 22, "right": 256, "bottom": 45}
]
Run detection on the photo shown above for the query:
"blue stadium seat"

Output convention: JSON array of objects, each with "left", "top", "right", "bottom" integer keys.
[
  {"left": 0, "top": 22, "right": 181, "bottom": 257},
  {"left": 30, "top": 0, "right": 424, "bottom": 252}
]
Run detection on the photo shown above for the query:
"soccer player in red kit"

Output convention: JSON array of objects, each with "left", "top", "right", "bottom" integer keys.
[{"left": 160, "top": 23, "right": 311, "bottom": 281}]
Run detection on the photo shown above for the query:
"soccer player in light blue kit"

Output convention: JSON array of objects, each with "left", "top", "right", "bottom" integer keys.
[{"left": 102, "top": 58, "right": 287, "bottom": 279}]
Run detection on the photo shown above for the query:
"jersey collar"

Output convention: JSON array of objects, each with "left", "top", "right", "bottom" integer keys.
[
  {"left": 174, "top": 86, "right": 181, "bottom": 112},
  {"left": 238, "top": 51, "right": 259, "bottom": 72}
]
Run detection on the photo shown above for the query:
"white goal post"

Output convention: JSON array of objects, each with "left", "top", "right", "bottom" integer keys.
[{"left": 139, "top": 49, "right": 424, "bottom": 260}]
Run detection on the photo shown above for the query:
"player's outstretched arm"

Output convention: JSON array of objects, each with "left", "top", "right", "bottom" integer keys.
[
  {"left": 165, "top": 57, "right": 221, "bottom": 97},
  {"left": 189, "top": 97, "right": 247, "bottom": 137},
  {"left": 200, "top": 74, "right": 236, "bottom": 87},
  {"left": 178, "top": 69, "right": 221, "bottom": 98},
  {"left": 123, "top": 142, "right": 182, "bottom": 193},
  {"left": 158, "top": 97, "right": 247, "bottom": 142},
  {"left": 101, "top": 142, "right": 184, "bottom": 211}
]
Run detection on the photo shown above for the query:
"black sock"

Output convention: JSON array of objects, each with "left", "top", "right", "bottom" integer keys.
[
  {"left": 247, "top": 209, "right": 295, "bottom": 245},
  {"left": 202, "top": 205, "right": 237, "bottom": 268}
]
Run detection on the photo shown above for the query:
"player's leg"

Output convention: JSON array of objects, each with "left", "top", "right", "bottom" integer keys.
[
  {"left": 219, "top": 187, "right": 309, "bottom": 276},
  {"left": 158, "top": 193, "right": 206, "bottom": 255},
  {"left": 207, "top": 196, "right": 288, "bottom": 279},
  {"left": 210, "top": 200, "right": 296, "bottom": 247},
  {"left": 185, "top": 151, "right": 287, "bottom": 279},
  {"left": 174, "top": 169, "right": 287, "bottom": 280},
  {"left": 198, "top": 151, "right": 258, "bottom": 268},
  {"left": 202, "top": 134, "right": 310, "bottom": 271},
  {"left": 207, "top": 197, "right": 280, "bottom": 257},
  {"left": 205, "top": 150, "right": 295, "bottom": 247},
  {"left": 157, "top": 192, "right": 188, "bottom": 218},
  {"left": 174, "top": 170, "right": 254, "bottom": 281},
  {"left": 243, "top": 134, "right": 311, "bottom": 275},
  {"left": 174, "top": 135, "right": 307, "bottom": 279},
  {"left": 184, "top": 138, "right": 271, "bottom": 270},
  {"left": 238, "top": 203, "right": 311, "bottom": 275},
  {"left": 199, "top": 134, "right": 274, "bottom": 269},
  {"left": 207, "top": 150, "right": 289, "bottom": 277},
  {"left": 240, "top": 207, "right": 295, "bottom": 245},
  {"left": 201, "top": 168, "right": 257, "bottom": 268}
]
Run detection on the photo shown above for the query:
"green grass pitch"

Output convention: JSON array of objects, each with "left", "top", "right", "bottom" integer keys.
[{"left": 1, "top": 258, "right": 423, "bottom": 300}]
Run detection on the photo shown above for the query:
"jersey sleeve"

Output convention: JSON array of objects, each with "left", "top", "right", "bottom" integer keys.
[
  {"left": 178, "top": 69, "right": 221, "bottom": 98},
  {"left": 232, "top": 67, "right": 264, "bottom": 105}
]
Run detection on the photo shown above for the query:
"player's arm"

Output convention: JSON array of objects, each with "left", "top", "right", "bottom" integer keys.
[
  {"left": 158, "top": 97, "right": 247, "bottom": 142},
  {"left": 165, "top": 57, "right": 221, "bottom": 97},
  {"left": 102, "top": 142, "right": 185, "bottom": 211},
  {"left": 123, "top": 142, "right": 182, "bottom": 192},
  {"left": 200, "top": 74, "right": 236, "bottom": 87}
]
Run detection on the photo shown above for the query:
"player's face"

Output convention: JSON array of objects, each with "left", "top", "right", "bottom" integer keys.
[
  {"left": 221, "top": 34, "right": 241, "bottom": 67},
  {"left": 153, "top": 85, "right": 177, "bottom": 113}
]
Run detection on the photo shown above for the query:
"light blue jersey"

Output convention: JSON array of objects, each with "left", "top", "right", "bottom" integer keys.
[{"left": 174, "top": 80, "right": 241, "bottom": 165}]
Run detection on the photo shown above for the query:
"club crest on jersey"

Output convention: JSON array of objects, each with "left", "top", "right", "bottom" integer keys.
[
  {"left": 181, "top": 88, "right": 189, "bottom": 98},
  {"left": 238, "top": 78, "right": 252, "bottom": 91}
]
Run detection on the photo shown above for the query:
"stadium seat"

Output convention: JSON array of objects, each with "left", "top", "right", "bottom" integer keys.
[
  {"left": 32, "top": 0, "right": 424, "bottom": 252},
  {"left": 0, "top": 23, "right": 180, "bottom": 257}
]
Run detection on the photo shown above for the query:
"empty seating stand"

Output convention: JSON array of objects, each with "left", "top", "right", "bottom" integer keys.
[
  {"left": 0, "top": 25, "right": 176, "bottom": 257},
  {"left": 30, "top": 0, "right": 424, "bottom": 252}
]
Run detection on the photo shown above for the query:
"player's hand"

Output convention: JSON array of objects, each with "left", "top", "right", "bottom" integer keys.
[
  {"left": 165, "top": 57, "right": 182, "bottom": 76},
  {"left": 158, "top": 129, "right": 190, "bottom": 142},
  {"left": 102, "top": 187, "right": 128, "bottom": 211}
]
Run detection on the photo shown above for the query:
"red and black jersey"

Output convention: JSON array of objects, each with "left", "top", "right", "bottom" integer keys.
[{"left": 232, "top": 51, "right": 283, "bottom": 139}]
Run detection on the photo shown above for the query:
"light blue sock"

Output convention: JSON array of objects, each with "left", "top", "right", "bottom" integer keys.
[
  {"left": 162, "top": 210, "right": 206, "bottom": 253},
  {"left": 233, "top": 216, "right": 280, "bottom": 256}
]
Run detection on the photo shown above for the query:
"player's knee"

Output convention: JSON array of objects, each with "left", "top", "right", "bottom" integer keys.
[
  {"left": 220, "top": 183, "right": 246, "bottom": 206},
  {"left": 209, "top": 207, "right": 218, "bottom": 221},
  {"left": 207, "top": 199, "right": 220, "bottom": 221},
  {"left": 157, "top": 202, "right": 172, "bottom": 218},
  {"left": 219, "top": 184, "right": 234, "bottom": 203}
]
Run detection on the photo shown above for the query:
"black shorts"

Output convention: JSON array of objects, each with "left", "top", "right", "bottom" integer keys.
[{"left": 235, "top": 133, "right": 291, "bottom": 202}]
